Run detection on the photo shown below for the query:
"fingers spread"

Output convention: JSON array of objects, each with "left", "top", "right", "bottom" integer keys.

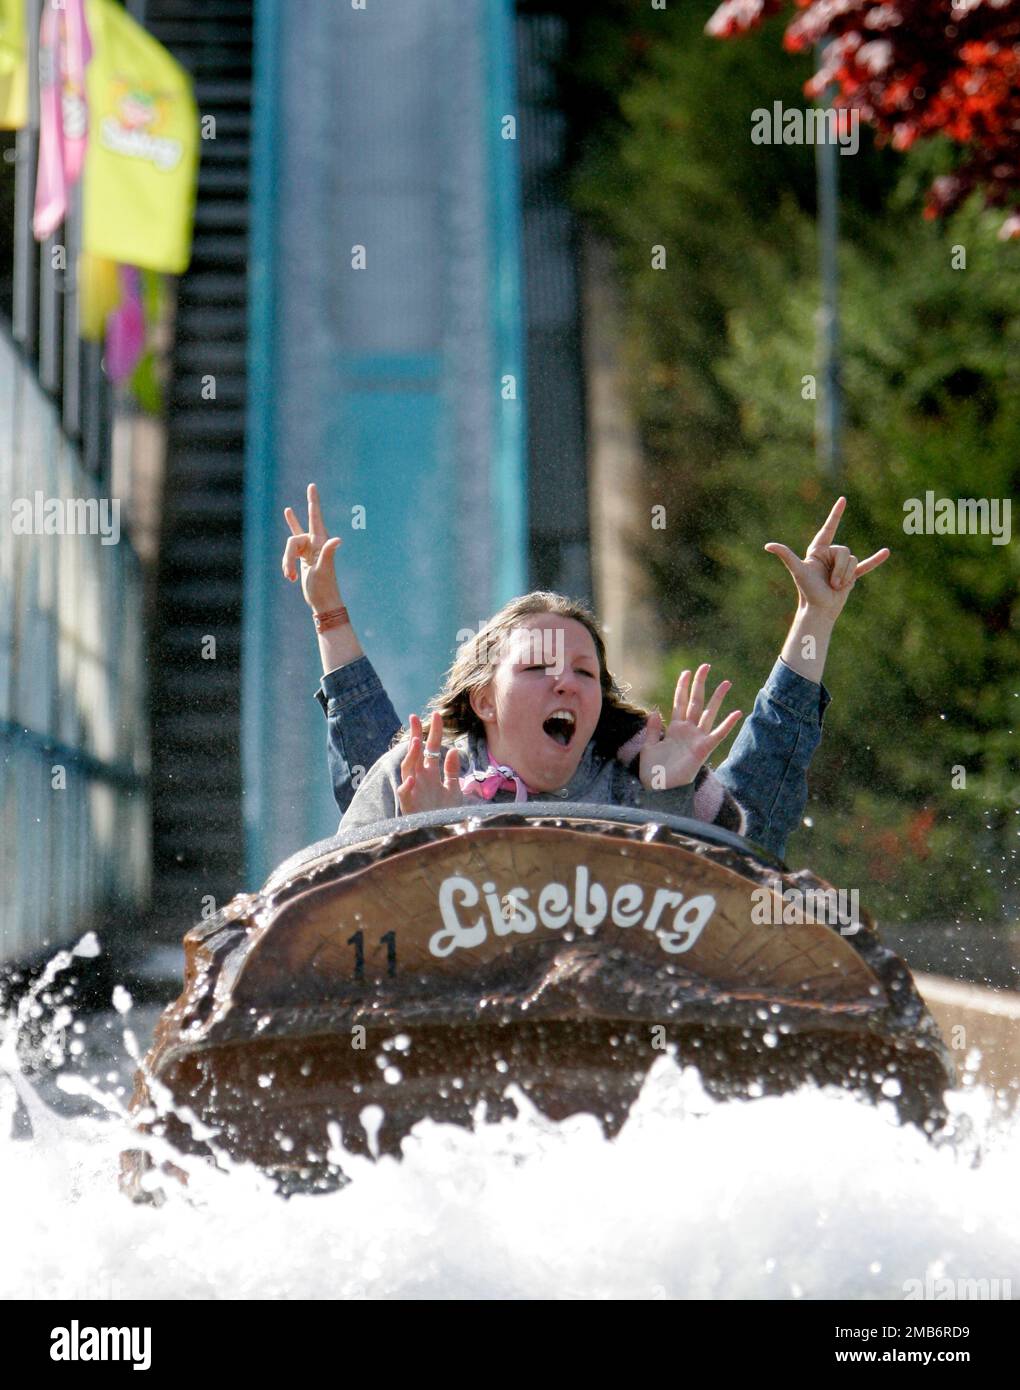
[
  {"left": 764, "top": 542, "right": 803, "bottom": 579},
  {"left": 282, "top": 533, "right": 311, "bottom": 579},
  {"left": 284, "top": 506, "right": 303, "bottom": 538},
  {"left": 811, "top": 495, "right": 846, "bottom": 550},
  {"left": 316, "top": 536, "right": 342, "bottom": 570},
  {"left": 644, "top": 709, "right": 665, "bottom": 746},
  {"left": 672, "top": 670, "right": 691, "bottom": 723},
  {"left": 706, "top": 709, "right": 743, "bottom": 751},
  {"left": 400, "top": 733, "right": 422, "bottom": 782},
  {"left": 686, "top": 664, "right": 710, "bottom": 723},
  {"left": 397, "top": 775, "right": 416, "bottom": 815},
  {"left": 699, "top": 678, "right": 731, "bottom": 731},
  {"left": 828, "top": 545, "right": 854, "bottom": 588},
  {"left": 426, "top": 711, "right": 443, "bottom": 756},
  {"left": 416, "top": 713, "right": 443, "bottom": 782},
  {"left": 855, "top": 547, "right": 890, "bottom": 577},
  {"left": 442, "top": 748, "right": 462, "bottom": 789},
  {"left": 307, "top": 483, "right": 326, "bottom": 541}
]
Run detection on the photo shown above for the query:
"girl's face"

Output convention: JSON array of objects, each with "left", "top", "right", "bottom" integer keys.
[{"left": 469, "top": 615, "right": 604, "bottom": 793}]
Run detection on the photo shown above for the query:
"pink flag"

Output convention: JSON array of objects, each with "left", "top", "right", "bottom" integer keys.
[
  {"left": 60, "top": 0, "right": 92, "bottom": 186},
  {"left": 105, "top": 264, "right": 145, "bottom": 382},
  {"left": 33, "top": 0, "right": 65, "bottom": 240}
]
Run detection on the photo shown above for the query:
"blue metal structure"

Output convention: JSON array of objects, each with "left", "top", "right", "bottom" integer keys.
[{"left": 244, "top": 0, "right": 527, "bottom": 883}]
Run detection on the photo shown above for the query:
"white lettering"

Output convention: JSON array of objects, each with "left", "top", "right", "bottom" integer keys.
[
  {"left": 657, "top": 894, "right": 716, "bottom": 954},
  {"left": 537, "top": 882, "right": 571, "bottom": 929},
  {"left": 610, "top": 883, "right": 644, "bottom": 927},
  {"left": 573, "top": 865, "right": 607, "bottom": 931},
  {"left": 430, "top": 876, "right": 488, "bottom": 957}
]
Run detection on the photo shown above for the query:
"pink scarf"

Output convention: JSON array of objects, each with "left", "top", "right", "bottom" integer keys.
[
  {"left": 456, "top": 722, "right": 746, "bottom": 834},
  {"left": 459, "top": 759, "right": 531, "bottom": 804}
]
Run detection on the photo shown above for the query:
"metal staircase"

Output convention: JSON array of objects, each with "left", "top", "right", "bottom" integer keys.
[{"left": 143, "top": 0, "right": 253, "bottom": 932}]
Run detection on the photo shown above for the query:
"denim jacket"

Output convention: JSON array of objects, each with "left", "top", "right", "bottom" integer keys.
[{"left": 313, "top": 654, "right": 830, "bottom": 861}]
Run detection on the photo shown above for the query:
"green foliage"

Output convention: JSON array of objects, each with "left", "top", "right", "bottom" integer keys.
[{"left": 565, "top": 1, "right": 1020, "bottom": 920}]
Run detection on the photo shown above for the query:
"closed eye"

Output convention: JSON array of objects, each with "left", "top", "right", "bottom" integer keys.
[{"left": 523, "top": 664, "right": 598, "bottom": 680}]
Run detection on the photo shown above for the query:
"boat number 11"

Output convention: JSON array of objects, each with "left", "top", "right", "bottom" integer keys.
[{"left": 346, "top": 929, "right": 397, "bottom": 981}]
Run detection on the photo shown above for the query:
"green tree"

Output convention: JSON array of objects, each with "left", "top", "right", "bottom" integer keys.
[{"left": 563, "top": 1, "right": 1020, "bottom": 919}]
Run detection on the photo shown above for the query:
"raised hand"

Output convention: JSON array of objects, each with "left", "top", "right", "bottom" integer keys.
[
  {"left": 397, "top": 712, "right": 464, "bottom": 816},
  {"left": 764, "top": 496, "right": 889, "bottom": 618},
  {"left": 281, "top": 482, "right": 343, "bottom": 614},
  {"left": 638, "top": 664, "right": 743, "bottom": 791}
]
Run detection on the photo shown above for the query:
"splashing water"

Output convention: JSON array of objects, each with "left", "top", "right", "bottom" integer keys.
[{"left": 2, "top": 942, "right": 1019, "bottom": 1301}]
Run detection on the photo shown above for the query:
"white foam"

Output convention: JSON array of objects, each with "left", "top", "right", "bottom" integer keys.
[{"left": 2, "top": 1026, "right": 1018, "bottom": 1301}]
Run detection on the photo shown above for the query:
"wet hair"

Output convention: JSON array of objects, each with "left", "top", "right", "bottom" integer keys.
[{"left": 403, "top": 590, "right": 649, "bottom": 759}]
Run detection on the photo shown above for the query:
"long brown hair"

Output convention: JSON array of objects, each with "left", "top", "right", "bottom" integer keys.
[{"left": 405, "top": 591, "right": 649, "bottom": 759}]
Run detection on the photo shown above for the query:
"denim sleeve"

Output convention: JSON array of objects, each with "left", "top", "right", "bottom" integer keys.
[
  {"left": 714, "top": 656, "right": 831, "bottom": 862},
  {"left": 312, "top": 656, "right": 402, "bottom": 815}
]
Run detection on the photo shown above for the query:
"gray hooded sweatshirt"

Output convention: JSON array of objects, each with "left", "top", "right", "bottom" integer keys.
[{"left": 339, "top": 726, "right": 744, "bottom": 834}]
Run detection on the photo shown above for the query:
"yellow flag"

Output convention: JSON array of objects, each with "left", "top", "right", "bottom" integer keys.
[
  {"left": 83, "top": 0, "right": 197, "bottom": 273},
  {"left": 0, "top": 0, "right": 28, "bottom": 131},
  {"left": 78, "top": 249, "right": 121, "bottom": 340}
]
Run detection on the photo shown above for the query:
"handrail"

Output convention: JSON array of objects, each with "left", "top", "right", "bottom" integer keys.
[{"left": 268, "top": 800, "right": 787, "bottom": 889}]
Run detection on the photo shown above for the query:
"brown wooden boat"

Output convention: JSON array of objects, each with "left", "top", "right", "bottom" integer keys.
[{"left": 122, "top": 804, "right": 954, "bottom": 1198}]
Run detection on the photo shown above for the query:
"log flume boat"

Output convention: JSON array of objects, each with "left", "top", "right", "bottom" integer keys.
[{"left": 122, "top": 805, "right": 954, "bottom": 1199}]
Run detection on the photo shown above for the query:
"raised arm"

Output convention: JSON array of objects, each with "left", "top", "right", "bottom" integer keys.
[
  {"left": 716, "top": 497, "right": 890, "bottom": 859},
  {"left": 283, "top": 482, "right": 364, "bottom": 675},
  {"left": 283, "top": 483, "right": 400, "bottom": 816},
  {"left": 764, "top": 494, "right": 889, "bottom": 686}
]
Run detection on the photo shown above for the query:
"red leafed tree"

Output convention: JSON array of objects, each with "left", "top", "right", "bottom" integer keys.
[{"left": 706, "top": 0, "right": 1020, "bottom": 237}]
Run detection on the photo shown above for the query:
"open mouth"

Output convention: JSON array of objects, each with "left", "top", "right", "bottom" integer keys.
[{"left": 542, "top": 709, "right": 576, "bottom": 748}]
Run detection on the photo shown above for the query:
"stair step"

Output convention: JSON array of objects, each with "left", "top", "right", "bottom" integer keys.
[
  {"left": 197, "top": 162, "right": 251, "bottom": 186},
  {"left": 192, "top": 109, "right": 251, "bottom": 137},
  {"left": 171, "top": 378, "right": 247, "bottom": 410},
  {"left": 163, "top": 576, "right": 243, "bottom": 606},
  {"left": 149, "top": 753, "right": 242, "bottom": 788},
  {"left": 158, "top": 711, "right": 242, "bottom": 742},
  {"left": 154, "top": 795, "right": 244, "bottom": 830},
  {"left": 152, "top": 829, "right": 245, "bottom": 865},
  {"left": 165, "top": 461, "right": 247, "bottom": 492},
  {"left": 161, "top": 625, "right": 241, "bottom": 657},
  {"left": 193, "top": 204, "right": 250, "bottom": 233},
  {"left": 194, "top": 139, "right": 251, "bottom": 167},
  {"left": 178, "top": 271, "right": 247, "bottom": 303},
  {"left": 175, "top": 303, "right": 248, "bottom": 334},
  {"left": 193, "top": 79, "right": 252, "bottom": 104},
  {"left": 147, "top": 18, "right": 253, "bottom": 40},
  {"left": 175, "top": 339, "right": 247, "bottom": 372},
  {"left": 148, "top": 0, "right": 254, "bottom": 18},
  {"left": 170, "top": 412, "right": 247, "bottom": 442},
  {"left": 164, "top": 491, "right": 245, "bottom": 523},
  {"left": 190, "top": 235, "right": 250, "bottom": 263}
]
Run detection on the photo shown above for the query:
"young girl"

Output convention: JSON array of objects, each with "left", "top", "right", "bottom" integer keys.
[{"left": 283, "top": 484, "right": 889, "bottom": 858}]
